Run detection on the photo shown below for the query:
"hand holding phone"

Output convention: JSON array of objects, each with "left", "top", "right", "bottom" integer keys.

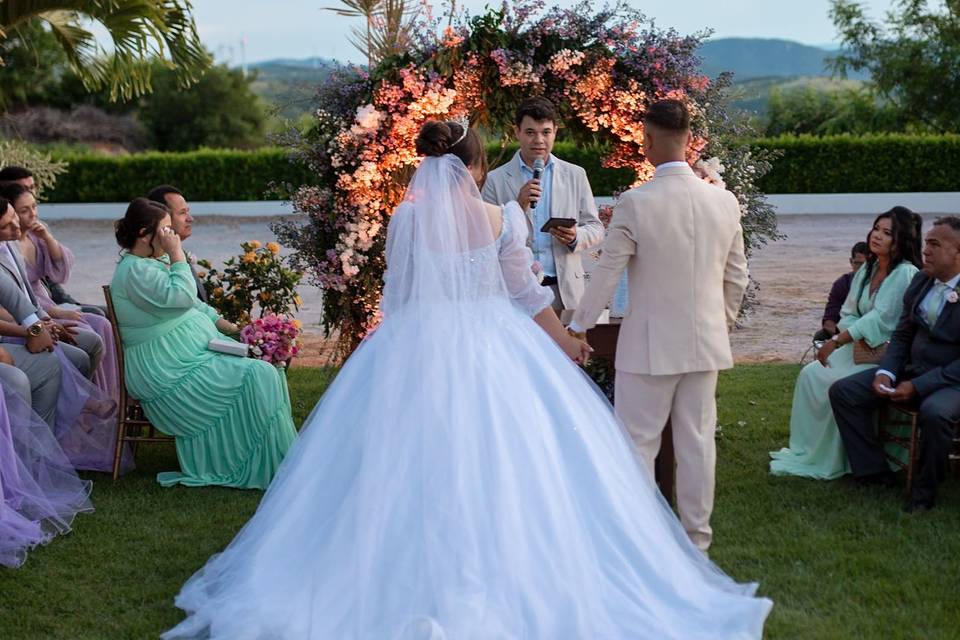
[{"left": 540, "top": 217, "right": 577, "bottom": 233}]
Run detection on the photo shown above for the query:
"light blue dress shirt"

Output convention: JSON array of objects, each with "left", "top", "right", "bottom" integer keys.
[
  {"left": 877, "top": 272, "right": 960, "bottom": 383},
  {"left": 519, "top": 154, "right": 557, "bottom": 278}
]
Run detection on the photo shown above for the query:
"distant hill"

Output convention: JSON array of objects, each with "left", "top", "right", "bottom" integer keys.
[
  {"left": 248, "top": 57, "right": 339, "bottom": 119},
  {"left": 697, "top": 38, "right": 861, "bottom": 81}
]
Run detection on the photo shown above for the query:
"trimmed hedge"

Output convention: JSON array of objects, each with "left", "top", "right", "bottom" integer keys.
[
  {"left": 43, "top": 135, "right": 960, "bottom": 202},
  {"left": 754, "top": 134, "right": 960, "bottom": 194},
  {"left": 45, "top": 148, "right": 315, "bottom": 203}
]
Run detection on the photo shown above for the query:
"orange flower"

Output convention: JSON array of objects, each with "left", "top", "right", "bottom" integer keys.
[
  {"left": 294, "top": 295, "right": 303, "bottom": 306},
  {"left": 213, "top": 287, "right": 224, "bottom": 297},
  {"left": 259, "top": 291, "right": 272, "bottom": 302},
  {"left": 196, "top": 271, "right": 207, "bottom": 279},
  {"left": 266, "top": 242, "right": 281, "bottom": 254},
  {"left": 243, "top": 252, "right": 256, "bottom": 263},
  {"left": 292, "top": 319, "right": 303, "bottom": 329},
  {"left": 249, "top": 240, "right": 262, "bottom": 249}
]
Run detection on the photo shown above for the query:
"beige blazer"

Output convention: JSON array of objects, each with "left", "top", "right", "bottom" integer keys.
[
  {"left": 481, "top": 152, "right": 604, "bottom": 309},
  {"left": 572, "top": 164, "right": 749, "bottom": 375}
]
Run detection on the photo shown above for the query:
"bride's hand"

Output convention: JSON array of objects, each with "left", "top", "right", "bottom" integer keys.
[{"left": 562, "top": 335, "right": 593, "bottom": 364}]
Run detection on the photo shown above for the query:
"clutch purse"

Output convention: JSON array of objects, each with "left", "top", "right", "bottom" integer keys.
[
  {"left": 852, "top": 339, "right": 888, "bottom": 365},
  {"left": 208, "top": 337, "right": 250, "bottom": 357}
]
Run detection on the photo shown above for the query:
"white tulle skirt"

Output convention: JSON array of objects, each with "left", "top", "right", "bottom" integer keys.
[{"left": 164, "top": 299, "right": 772, "bottom": 639}]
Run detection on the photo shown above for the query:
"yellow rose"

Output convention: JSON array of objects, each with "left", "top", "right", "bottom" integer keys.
[
  {"left": 249, "top": 240, "right": 262, "bottom": 249},
  {"left": 266, "top": 242, "right": 280, "bottom": 255},
  {"left": 243, "top": 252, "right": 256, "bottom": 263},
  {"left": 292, "top": 319, "right": 302, "bottom": 329},
  {"left": 293, "top": 295, "right": 303, "bottom": 306}
]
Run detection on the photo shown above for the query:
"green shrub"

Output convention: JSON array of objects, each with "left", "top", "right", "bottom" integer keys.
[
  {"left": 41, "top": 135, "right": 960, "bottom": 203},
  {"left": 753, "top": 134, "right": 960, "bottom": 194},
  {"left": 44, "top": 148, "right": 314, "bottom": 203}
]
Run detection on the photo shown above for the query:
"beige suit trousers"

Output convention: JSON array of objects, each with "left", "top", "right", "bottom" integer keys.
[{"left": 614, "top": 369, "right": 719, "bottom": 551}]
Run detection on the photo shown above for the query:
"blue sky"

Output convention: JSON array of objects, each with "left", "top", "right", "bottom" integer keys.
[{"left": 193, "top": 0, "right": 895, "bottom": 65}]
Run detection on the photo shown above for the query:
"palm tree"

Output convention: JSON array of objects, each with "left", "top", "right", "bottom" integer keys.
[
  {"left": 325, "top": 0, "right": 418, "bottom": 68},
  {"left": 0, "top": 0, "right": 210, "bottom": 101}
]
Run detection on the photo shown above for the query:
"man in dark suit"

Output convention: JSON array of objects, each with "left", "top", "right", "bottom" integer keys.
[
  {"left": 829, "top": 216, "right": 960, "bottom": 513},
  {"left": 147, "top": 185, "right": 207, "bottom": 302}
]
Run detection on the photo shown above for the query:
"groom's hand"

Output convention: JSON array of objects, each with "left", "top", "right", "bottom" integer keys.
[
  {"left": 550, "top": 225, "right": 577, "bottom": 245},
  {"left": 518, "top": 179, "right": 542, "bottom": 211}
]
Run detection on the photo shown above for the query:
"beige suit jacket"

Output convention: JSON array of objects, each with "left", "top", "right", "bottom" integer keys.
[
  {"left": 481, "top": 152, "right": 604, "bottom": 308},
  {"left": 572, "top": 164, "right": 749, "bottom": 375}
]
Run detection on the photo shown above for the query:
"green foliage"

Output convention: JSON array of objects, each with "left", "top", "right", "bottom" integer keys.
[
  {"left": 137, "top": 62, "right": 268, "bottom": 151},
  {"left": 43, "top": 148, "right": 314, "bottom": 203},
  {"left": 196, "top": 241, "right": 303, "bottom": 326},
  {"left": 830, "top": 0, "right": 960, "bottom": 133},
  {"left": 754, "top": 133, "right": 960, "bottom": 193},
  {"left": 0, "top": 140, "right": 67, "bottom": 196},
  {"left": 0, "top": 20, "right": 68, "bottom": 109},
  {"left": 764, "top": 82, "right": 906, "bottom": 136}
]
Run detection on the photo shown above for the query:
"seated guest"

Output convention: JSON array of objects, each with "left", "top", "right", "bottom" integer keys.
[
  {"left": 0, "top": 353, "right": 93, "bottom": 568},
  {"left": 110, "top": 198, "right": 296, "bottom": 488},
  {"left": 0, "top": 166, "right": 104, "bottom": 316},
  {"left": 771, "top": 207, "right": 922, "bottom": 479},
  {"left": 831, "top": 216, "right": 960, "bottom": 512},
  {"left": 0, "top": 197, "right": 124, "bottom": 473},
  {"left": 0, "top": 183, "right": 119, "bottom": 401},
  {"left": 815, "top": 241, "right": 869, "bottom": 342},
  {"left": 147, "top": 185, "right": 207, "bottom": 302}
]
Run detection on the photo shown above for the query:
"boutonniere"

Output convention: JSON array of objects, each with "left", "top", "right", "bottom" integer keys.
[{"left": 947, "top": 290, "right": 959, "bottom": 304}]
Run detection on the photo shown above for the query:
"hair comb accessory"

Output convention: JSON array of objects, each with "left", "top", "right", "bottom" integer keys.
[{"left": 449, "top": 114, "right": 470, "bottom": 146}]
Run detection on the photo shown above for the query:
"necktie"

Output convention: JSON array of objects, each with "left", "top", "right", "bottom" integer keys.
[{"left": 926, "top": 282, "right": 949, "bottom": 327}]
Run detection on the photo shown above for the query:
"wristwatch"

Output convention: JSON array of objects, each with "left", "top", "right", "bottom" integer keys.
[{"left": 27, "top": 322, "right": 44, "bottom": 337}]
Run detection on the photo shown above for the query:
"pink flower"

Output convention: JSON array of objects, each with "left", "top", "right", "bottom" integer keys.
[{"left": 947, "top": 291, "right": 959, "bottom": 304}]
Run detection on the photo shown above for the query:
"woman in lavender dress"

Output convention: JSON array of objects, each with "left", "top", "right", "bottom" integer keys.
[
  {"left": 0, "top": 348, "right": 93, "bottom": 568},
  {"left": 1, "top": 184, "right": 119, "bottom": 401}
]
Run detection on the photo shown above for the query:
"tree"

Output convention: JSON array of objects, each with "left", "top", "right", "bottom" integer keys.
[
  {"left": 0, "top": 0, "right": 210, "bottom": 102},
  {"left": 137, "top": 61, "right": 267, "bottom": 151},
  {"left": 325, "top": 0, "right": 419, "bottom": 68},
  {"left": 830, "top": 0, "right": 960, "bottom": 132},
  {"left": 764, "top": 81, "right": 906, "bottom": 136}
]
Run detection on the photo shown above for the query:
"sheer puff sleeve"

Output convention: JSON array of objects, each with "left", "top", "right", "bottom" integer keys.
[{"left": 498, "top": 202, "right": 554, "bottom": 316}]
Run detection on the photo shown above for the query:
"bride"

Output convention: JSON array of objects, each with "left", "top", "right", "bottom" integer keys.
[{"left": 163, "top": 120, "right": 772, "bottom": 639}]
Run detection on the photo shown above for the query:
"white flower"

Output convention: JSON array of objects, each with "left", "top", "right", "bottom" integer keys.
[
  {"left": 947, "top": 291, "right": 959, "bottom": 304},
  {"left": 350, "top": 104, "right": 382, "bottom": 135}
]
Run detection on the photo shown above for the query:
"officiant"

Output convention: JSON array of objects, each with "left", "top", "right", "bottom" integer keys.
[{"left": 481, "top": 97, "right": 604, "bottom": 313}]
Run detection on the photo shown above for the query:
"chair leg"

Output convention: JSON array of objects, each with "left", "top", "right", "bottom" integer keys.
[
  {"left": 906, "top": 415, "right": 920, "bottom": 497},
  {"left": 111, "top": 415, "right": 127, "bottom": 482}
]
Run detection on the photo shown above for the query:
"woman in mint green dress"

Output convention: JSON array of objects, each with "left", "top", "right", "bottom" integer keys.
[
  {"left": 770, "top": 207, "right": 922, "bottom": 479},
  {"left": 110, "top": 198, "right": 297, "bottom": 488}
]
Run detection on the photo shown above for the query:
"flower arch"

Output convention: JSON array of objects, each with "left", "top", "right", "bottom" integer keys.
[{"left": 274, "top": 0, "right": 778, "bottom": 356}]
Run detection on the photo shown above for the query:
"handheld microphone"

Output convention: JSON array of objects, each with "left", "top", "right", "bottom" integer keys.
[{"left": 530, "top": 157, "right": 544, "bottom": 209}]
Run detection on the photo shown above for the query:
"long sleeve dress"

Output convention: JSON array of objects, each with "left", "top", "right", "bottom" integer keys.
[
  {"left": 110, "top": 254, "right": 297, "bottom": 488},
  {"left": 23, "top": 232, "right": 120, "bottom": 402},
  {"left": 770, "top": 260, "right": 918, "bottom": 479}
]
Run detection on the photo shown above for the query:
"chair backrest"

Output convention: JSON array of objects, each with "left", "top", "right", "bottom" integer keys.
[{"left": 102, "top": 285, "right": 130, "bottom": 402}]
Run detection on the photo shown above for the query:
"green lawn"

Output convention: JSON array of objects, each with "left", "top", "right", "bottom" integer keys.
[{"left": 1, "top": 364, "right": 958, "bottom": 639}]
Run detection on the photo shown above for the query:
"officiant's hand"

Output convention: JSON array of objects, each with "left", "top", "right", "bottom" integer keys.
[
  {"left": 518, "top": 179, "right": 542, "bottom": 211},
  {"left": 550, "top": 225, "right": 577, "bottom": 245}
]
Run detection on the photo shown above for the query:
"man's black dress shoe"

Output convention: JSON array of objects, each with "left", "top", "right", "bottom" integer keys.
[
  {"left": 853, "top": 471, "right": 898, "bottom": 489},
  {"left": 903, "top": 499, "right": 934, "bottom": 514}
]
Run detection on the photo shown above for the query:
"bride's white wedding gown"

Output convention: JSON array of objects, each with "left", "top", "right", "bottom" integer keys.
[{"left": 163, "top": 155, "right": 771, "bottom": 639}]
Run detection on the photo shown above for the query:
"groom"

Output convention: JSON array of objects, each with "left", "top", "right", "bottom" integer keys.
[{"left": 570, "top": 99, "right": 749, "bottom": 552}]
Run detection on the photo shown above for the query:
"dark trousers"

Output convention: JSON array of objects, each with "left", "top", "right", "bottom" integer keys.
[{"left": 829, "top": 368, "right": 960, "bottom": 504}]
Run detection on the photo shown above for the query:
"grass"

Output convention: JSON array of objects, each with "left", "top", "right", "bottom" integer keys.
[{"left": 1, "top": 364, "right": 958, "bottom": 639}]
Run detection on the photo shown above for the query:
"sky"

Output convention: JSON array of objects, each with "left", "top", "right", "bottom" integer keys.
[{"left": 193, "top": 0, "right": 896, "bottom": 66}]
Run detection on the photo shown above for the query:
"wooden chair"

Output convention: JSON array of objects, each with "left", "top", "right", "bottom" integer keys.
[
  {"left": 880, "top": 401, "right": 960, "bottom": 496},
  {"left": 102, "top": 285, "right": 174, "bottom": 480},
  {"left": 879, "top": 402, "right": 921, "bottom": 495}
]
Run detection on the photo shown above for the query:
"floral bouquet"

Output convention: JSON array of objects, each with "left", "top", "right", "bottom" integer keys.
[
  {"left": 197, "top": 241, "right": 303, "bottom": 326},
  {"left": 240, "top": 313, "right": 302, "bottom": 368}
]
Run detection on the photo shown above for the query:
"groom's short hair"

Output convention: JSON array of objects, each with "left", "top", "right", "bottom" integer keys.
[
  {"left": 644, "top": 99, "right": 690, "bottom": 132},
  {"left": 515, "top": 97, "right": 558, "bottom": 126}
]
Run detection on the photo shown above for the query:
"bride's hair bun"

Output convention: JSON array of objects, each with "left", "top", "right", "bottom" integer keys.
[{"left": 415, "top": 121, "right": 452, "bottom": 157}]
